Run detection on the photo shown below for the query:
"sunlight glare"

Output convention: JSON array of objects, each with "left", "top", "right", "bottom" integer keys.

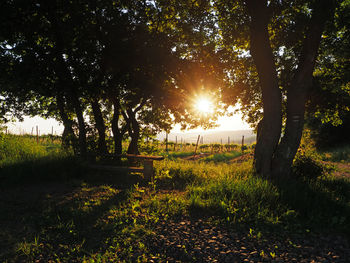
[{"left": 195, "top": 97, "right": 213, "bottom": 114}]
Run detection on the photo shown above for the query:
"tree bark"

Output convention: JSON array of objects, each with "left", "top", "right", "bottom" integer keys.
[
  {"left": 246, "top": 0, "right": 282, "bottom": 178},
  {"left": 111, "top": 99, "right": 127, "bottom": 156},
  {"left": 126, "top": 109, "right": 140, "bottom": 155},
  {"left": 47, "top": 3, "right": 87, "bottom": 158},
  {"left": 91, "top": 98, "right": 108, "bottom": 155},
  {"left": 272, "top": 0, "right": 336, "bottom": 177},
  {"left": 56, "top": 92, "right": 77, "bottom": 152}
]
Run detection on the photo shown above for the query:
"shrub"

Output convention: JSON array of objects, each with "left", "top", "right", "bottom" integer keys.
[{"left": 292, "top": 150, "right": 333, "bottom": 180}]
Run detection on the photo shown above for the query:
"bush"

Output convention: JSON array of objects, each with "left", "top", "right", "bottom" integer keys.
[
  {"left": 292, "top": 154, "right": 324, "bottom": 180},
  {"left": 292, "top": 150, "right": 333, "bottom": 180}
]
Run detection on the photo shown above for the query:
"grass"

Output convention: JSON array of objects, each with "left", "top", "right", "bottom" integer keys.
[
  {"left": 0, "top": 133, "right": 80, "bottom": 185},
  {"left": 320, "top": 144, "right": 350, "bottom": 162},
  {"left": 1, "top": 134, "right": 350, "bottom": 262},
  {"left": 164, "top": 151, "right": 195, "bottom": 159},
  {"left": 201, "top": 151, "right": 242, "bottom": 163},
  {"left": 155, "top": 158, "right": 350, "bottom": 232}
]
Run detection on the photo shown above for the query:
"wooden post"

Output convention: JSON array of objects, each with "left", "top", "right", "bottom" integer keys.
[
  {"left": 194, "top": 135, "right": 200, "bottom": 155},
  {"left": 174, "top": 136, "right": 177, "bottom": 151},
  {"left": 242, "top": 135, "right": 245, "bottom": 152},
  {"left": 31, "top": 127, "right": 33, "bottom": 136},
  {"left": 228, "top": 136, "right": 230, "bottom": 144},
  {"left": 36, "top": 126, "right": 39, "bottom": 144},
  {"left": 143, "top": 160, "right": 154, "bottom": 181}
]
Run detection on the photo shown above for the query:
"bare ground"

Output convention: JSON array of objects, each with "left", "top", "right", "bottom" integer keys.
[{"left": 147, "top": 216, "right": 350, "bottom": 262}]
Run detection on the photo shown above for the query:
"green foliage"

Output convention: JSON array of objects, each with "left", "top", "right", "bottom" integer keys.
[
  {"left": 291, "top": 134, "right": 334, "bottom": 180},
  {"left": 292, "top": 153, "right": 327, "bottom": 181}
]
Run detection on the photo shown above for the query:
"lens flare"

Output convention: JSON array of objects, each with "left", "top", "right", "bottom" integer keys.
[{"left": 195, "top": 97, "right": 213, "bottom": 114}]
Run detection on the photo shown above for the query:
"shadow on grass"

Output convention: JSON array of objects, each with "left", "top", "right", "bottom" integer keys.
[
  {"left": 0, "top": 156, "right": 150, "bottom": 262},
  {"left": 0, "top": 155, "right": 147, "bottom": 189},
  {"left": 186, "top": 172, "right": 350, "bottom": 235},
  {"left": 272, "top": 176, "right": 350, "bottom": 233},
  {"left": 0, "top": 183, "right": 134, "bottom": 262}
]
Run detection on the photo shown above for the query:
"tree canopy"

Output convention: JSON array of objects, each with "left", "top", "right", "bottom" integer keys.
[{"left": 1, "top": 0, "right": 348, "bottom": 176}]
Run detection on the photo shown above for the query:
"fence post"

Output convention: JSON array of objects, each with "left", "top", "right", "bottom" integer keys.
[
  {"left": 36, "top": 126, "right": 39, "bottom": 144},
  {"left": 194, "top": 135, "right": 200, "bottom": 155},
  {"left": 241, "top": 135, "right": 245, "bottom": 152},
  {"left": 165, "top": 132, "right": 168, "bottom": 152}
]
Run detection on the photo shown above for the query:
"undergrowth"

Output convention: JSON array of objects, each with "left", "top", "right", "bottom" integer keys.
[
  {"left": 1, "top": 134, "right": 350, "bottom": 262},
  {"left": 154, "top": 158, "right": 350, "bottom": 233}
]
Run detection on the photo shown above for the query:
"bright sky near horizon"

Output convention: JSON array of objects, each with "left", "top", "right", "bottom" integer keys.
[{"left": 7, "top": 111, "right": 250, "bottom": 135}]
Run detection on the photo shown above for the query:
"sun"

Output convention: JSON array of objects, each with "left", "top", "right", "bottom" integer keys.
[{"left": 195, "top": 97, "right": 213, "bottom": 114}]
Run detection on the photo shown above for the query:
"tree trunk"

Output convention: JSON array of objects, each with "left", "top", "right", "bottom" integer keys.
[
  {"left": 56, "top": 93, "right": 77, "bottom": 152},
  {"left": 272, "top": 0, "right": 335, "bottom": 177},
  {"left": 111, "top": 99, "right": 127, "bottom": 157},
  {"left": 91, "top": 98, "right": 108, "bottom": 155},
  {"left": 69, "top": 89, "right": 87, "bottom": 157},
  {"left": 47, "top": 4, "right": 87, "bottom": 158},
  {"left": 126, "top": 109, "right": 140, "bottom": 155},
  {"left": 246, "top": 0, "right": 282, "bottom": 178}
]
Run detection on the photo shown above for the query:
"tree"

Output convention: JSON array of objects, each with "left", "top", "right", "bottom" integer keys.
[
  {"left": 305, "top": 0, "right": 350, "bottom": 148},
  {"left": 217, "top": 0, "right": 337, "bottom": 177},
  {"left": 1, "top": 0, "right": 221, "bottom": 157}
]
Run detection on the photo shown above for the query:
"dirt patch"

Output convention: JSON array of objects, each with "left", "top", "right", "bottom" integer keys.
[
  {"left": 319, "top": 161, "right": 350, "bottom": 178},
  {"left": 330, "top": 162, "right": 350, "bottom": 178},
  {"left": 230, "top": 153, "right": 254, "bottom": 163},
  {"left": 147, "top": 216, "right": 350, "bottom": 262},
  {"left": 182, "top": 153, "right": 211, "bottom": 161}
]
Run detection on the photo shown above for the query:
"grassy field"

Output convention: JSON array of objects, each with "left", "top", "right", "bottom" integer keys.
[{"left": 1, "top": 134, "right": 350, "bottom": 262}]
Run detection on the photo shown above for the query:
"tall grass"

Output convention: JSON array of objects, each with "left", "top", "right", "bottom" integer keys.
[
  {"left": 0, "top": 133, "right": 80, "bottom": 184},
  {"left": 154, "top": 158, "right": 350, "bottom": 232},
  {"left": 0, "top": 134, "right": 48, "bottom": 166}
]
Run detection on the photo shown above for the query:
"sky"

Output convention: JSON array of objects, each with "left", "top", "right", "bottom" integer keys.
[{"left": 6, "top": 111, "right": 250, "bottom": 135}]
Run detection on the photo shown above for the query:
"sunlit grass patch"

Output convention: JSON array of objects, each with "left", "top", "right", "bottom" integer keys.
[
  {"left": 0, "top": 134, "right": 48, "bottom": 166},
  {"left": 165, "top": 151, "right": 195, "bottom": 159},
  {"left": 201, "top": 151, "right": 242, "bottom": 163},
  {"left": 187, "top": 175, "right": 283, "bottom": 225},
  {"left": 154, "top": 159, "right": 252, "bottom": 190}
]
